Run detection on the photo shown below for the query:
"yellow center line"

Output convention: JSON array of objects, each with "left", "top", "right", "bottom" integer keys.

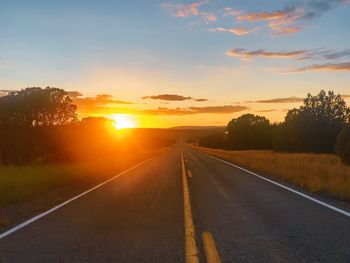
[
  {"left": 202, "top": 232, "right": 222, "bottom": 263},
  {"left": 181, "top": 151, "right": 199, "bottom": 263}
]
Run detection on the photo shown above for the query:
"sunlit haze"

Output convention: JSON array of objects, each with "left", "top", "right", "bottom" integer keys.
[
  {"left": 110, "top": 114, "right": 137, "bottom": 130},
  {"left": 1, "top": 2, "right": 350, "bottom": 260}
]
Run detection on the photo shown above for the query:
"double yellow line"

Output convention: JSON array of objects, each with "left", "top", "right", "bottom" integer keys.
[{"left": 181, "top": 151, "right": 221, "bottom": 263}]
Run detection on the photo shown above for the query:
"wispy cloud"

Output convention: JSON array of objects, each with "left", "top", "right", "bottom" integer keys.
[
  {"left": 143, "top": 105, "right": 248, "bottom": 115},
  {"left": 303, "top": 0, "right": 350, "bottom": 18},
  {"left": 237, "top": 6, "right": 305, "bottom": 35},
  {"left": 142, "top": 94, "right": 208, "bottom": 102},
  {"left": 226, "top": 48, "right": 350, "bottom": 62},
  {"left": 188, "top": 105, "right": 248, "bottom": 114},
  {"left": 316, "top": 50, "right": 350, "bottom": 60},
  {"left": 222, "top": 7, "right": 241, "bottom": 17},
  {"left": 72, "top": 94, "right": 133, "bottom": 113},
  {"left": 143, "top": 94, "right": 191, "bottom": 101},
  {"left": 237, "top": 10, "right": 290, "bottom": 22},
  {"left": 209, "top": 27, "right": 255, "bottom": 36},
  {"left": 67, "top": 91, "right": 84, "bottom": 98},
  {"left": 268, "top": 22, "right": 303, "bottom": 35},
  {"left": 255, "top": 109, "right": 290, "bottom": 113},
  {"left": 162, "top": 1, "right": 217, "bottom": 21},
  {"left": 237, "top": 0, "right": 349, "bottom": 35},
  {"left": 250, "top": 96, "right": 304, "bottom": 103},
  {"left": 297, "top": 48, "right": 350, "bottom": 61},
  {"left": 226, "top": 48, "right": 306, "bottom": 59},
  {"left": 295, "top": 62, "right": 350, "bottom": 72},
  {"left": 76, "top": 100, "right": 247, "bottom": 116}
]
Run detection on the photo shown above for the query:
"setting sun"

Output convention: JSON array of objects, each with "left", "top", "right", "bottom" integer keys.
[{"left": 110, "top": 114, "right": 136, "bottom": 130}]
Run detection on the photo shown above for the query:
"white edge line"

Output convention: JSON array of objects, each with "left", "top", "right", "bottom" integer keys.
[
  {"left": 194, "top": 150, "right": 350, "bottom": 219},
  {"left": 0, "top": 156, "right": 155, "bottom": 240}
]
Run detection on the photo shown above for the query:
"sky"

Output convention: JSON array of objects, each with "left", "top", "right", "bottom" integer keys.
[{"left": 1, "top": 0, "right": 349, "bottom": 127}]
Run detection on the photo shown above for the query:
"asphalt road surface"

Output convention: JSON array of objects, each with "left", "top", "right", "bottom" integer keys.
[{"left": 1, "top": 145, "right": 350, "bottom": 262}]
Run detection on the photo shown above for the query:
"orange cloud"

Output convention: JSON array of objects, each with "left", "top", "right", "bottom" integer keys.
[
  {"left": 269, "top": 23, "right": 303, "bottom": 35},
  {"left": 237, "top": 10, "right": 287, "bottom": 21},
  {"left": 237, "top": 6, "right": 305, "bottom": 35},
  {"left": 72, "top": 94, "right": 133, "bottom": 114},
  {"left": 268, "top": 8, "right": 304, "bottom": 35},
  {"left": 201, "top": 12, "right": 217, "bottom": 21},
  {"left": 162, "top": 1, "right": 217, "bottom": 21}
]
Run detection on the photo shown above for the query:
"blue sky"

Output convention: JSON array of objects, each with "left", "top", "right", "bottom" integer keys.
[{"left": 1, "top": 0, "right": 349, "bottom": 127}]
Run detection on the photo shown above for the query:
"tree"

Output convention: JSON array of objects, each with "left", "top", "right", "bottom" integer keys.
[
  {"left": 226, "top": 114, "right": 272, "bottom": 150},
  {"left": 0, "top": 87, "right": 78, "bottom": 127},
  {"left": 336, "top": 125, "right": 350, "bottom": 164},
  {"left": 0, "top": 87, "right": 78, "bottom": 164},
  {"left": 282, "top": 90, "right": 350, "bottom": 152},
  {"left": 198, "top": 131, "right": 225, "bottom": 149}
]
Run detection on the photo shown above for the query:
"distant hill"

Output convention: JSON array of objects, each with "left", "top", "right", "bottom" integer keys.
[{"left": 169, "top": 126, "right": 225, "bottom": 130}]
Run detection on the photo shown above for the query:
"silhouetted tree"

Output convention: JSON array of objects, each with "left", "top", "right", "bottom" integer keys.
[
  {"left": 226, "top": 114, "right": 272, "bottom": 150},
  {"left": 198, "top": 131, "right": 225, "bottom": 149},
  {"left": 0, "top": 87, "right": 78, "bottom": 164},
  {"left": 336, "top": 124, "right": 350, "bottom": 164},
  {"left": 282, "top": 90, "right": 350, "bottom": 153},
  {"left": 0, "top": 87, "right": 77, "bottom": 127}
]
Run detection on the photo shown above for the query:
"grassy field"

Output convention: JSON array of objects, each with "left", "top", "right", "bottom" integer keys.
[
  {"left": 0, "top": 164, "right": 89, "bottom": 208},
  {"left": 0, "top": 147, "right": 167, "bottom": 208},
  {"left": 193, "top": 146, "right": 350, "bottom": 201},
  {"left": 0, "top": 147, "right": 168, "bottom": 227}
]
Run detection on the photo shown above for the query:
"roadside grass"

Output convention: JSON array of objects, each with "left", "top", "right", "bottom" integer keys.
[
  {"left": 0, "top": 147, "right": 169, "bottom": 228},
  {"left": 193, "top": 146, "right": 350, "bottom": 201},
  {"left": 0, "top": 164, "right": 91, "bottom": 208},
  {"left": 0, "top": 147, "right": 167, "bottom": 209}
]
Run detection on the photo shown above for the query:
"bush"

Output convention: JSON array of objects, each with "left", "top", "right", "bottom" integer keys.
[{"left": 336, "top": 125, "right": 350, "bottom": 164}]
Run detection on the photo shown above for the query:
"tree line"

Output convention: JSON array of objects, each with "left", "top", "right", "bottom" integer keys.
[
  {"left": 0, "top": 87, "right": 174, "bottom": 165},
  {"left": 199, "top": 90, "right": 350, "bottom": 164}
]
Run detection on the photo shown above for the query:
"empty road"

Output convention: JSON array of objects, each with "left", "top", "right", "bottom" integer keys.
[{"left": 1, "top": 145, "right": 350, "bottom": 262}]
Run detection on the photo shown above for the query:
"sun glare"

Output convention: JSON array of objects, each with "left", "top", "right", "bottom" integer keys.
[{"left": 110, "top": 114, "right": 136, "bottom": 130}]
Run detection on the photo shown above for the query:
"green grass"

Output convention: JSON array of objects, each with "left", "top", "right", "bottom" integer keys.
[
  {"left": 0, "top": 164, "right": 90, "bottom": 208},
  {"left": 0, "top": 147, "right": 168, "bottom": 210},
  {"left": 194, "top": 146, "right": 350, "bottom": 201}
]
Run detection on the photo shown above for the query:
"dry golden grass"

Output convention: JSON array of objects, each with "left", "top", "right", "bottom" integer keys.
[{"left": 193, "top": 146, "right": 350, "bottom": 201}]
